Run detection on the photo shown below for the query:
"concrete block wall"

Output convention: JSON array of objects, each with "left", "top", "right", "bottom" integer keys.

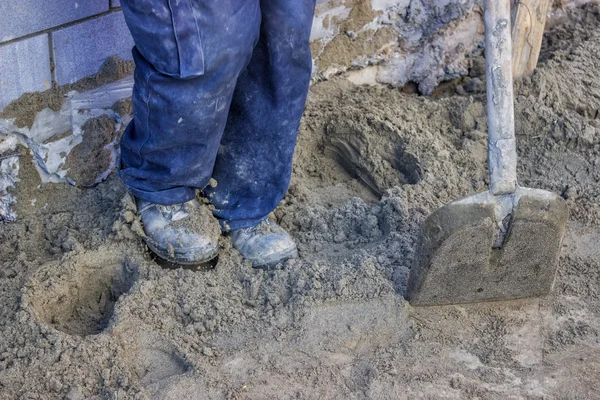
[{"left": 0, "top": 1, "right": 133, "bottom": 110}]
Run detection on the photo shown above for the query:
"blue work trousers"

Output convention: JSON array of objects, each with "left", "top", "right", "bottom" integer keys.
[{"left": 118, "top": 0, "right": 316, "bottom": 230}]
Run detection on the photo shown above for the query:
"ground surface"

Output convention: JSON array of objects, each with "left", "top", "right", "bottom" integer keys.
[{"left": 1, "top": 5, "right": 600, "bottom": 400}]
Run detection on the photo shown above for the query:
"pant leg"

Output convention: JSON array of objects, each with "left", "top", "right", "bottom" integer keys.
[
  {"left": 205, "top": 0, "right": 317, "bottom": 230},
  {"left": 119, "top": 0, "right": 261, "bottom": 205}
]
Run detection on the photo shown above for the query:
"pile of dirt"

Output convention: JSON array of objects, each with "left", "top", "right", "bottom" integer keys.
[
  {"left": 65, "top": 115, "right": 120, "bottom": 187},
  {"left": 0, "top": 5, "right": 599, "bottom": 399},
  {"left": 542, "top": 2, "right": 600, "bottom": 62}
]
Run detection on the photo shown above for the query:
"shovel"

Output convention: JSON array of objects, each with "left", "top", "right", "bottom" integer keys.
[{"left": 405, "top": 0, "right": 568, "bottom": 306}]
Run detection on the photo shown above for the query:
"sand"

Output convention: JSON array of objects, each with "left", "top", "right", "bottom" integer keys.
[{"left": 0, "top": 4, "right": 599, "bottom": 399}]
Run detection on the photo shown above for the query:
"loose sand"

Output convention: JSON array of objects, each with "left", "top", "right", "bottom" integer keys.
[{"left": 0, "top": 5, "right": 599, "bottom": 399}]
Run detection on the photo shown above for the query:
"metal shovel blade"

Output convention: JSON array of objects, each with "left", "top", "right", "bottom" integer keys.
[{"left": 405, "top": 187, "right": 568, "bottom": 306}]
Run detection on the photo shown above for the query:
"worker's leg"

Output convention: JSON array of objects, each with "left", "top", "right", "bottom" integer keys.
[
  {"left": 119, "top": 0, "right": 261, "bottom": 206},
  {"left": 204, "top": 0, "right": 317, "bottom": 230},
  {"left": 118, "top": 0, "right": 261, "bottom": 264}
]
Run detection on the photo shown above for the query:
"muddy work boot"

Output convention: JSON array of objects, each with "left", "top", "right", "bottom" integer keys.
[
  {"left": 230, "top": 219, "right": 298, "bottom": 268},
  {"left": 135, "top": 198, "right": 220, "bottom": 265}
]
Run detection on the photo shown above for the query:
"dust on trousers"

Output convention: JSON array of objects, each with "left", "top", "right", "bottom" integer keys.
[{"left": 118, "top": 0, "right": 317, "bottom": 230}]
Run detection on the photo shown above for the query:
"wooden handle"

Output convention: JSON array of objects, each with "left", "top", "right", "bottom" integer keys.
[{"left": 484, "top": 0, "right": 518, "bottom": 195}]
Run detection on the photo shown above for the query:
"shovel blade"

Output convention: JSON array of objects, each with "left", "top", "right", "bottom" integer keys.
[{"left": 406, "top": 188, "right": 568, "bottom": 306}]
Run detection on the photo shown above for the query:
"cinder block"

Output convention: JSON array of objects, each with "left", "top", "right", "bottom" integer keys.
[
  {"left": 111, "top": 0, "right": 121, "bottom": 8},
  {"left": 52, "top": 12, "right": 134, "bottom": 85},
  {"left": 0, "top": 34, "right": 52, "bottom": 111},
  {"left": 0, "top": 1, "right": 108, "bottom": 43}
]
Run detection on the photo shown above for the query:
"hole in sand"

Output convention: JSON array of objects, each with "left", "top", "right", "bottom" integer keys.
[
  {"left": 325, "top": 136, "right": 422, "bottom": 197},
  {"left": 392, "top": 144, "right": 422, "bottom": 185},
  {"left": 25, "top": 249, "right": 140, "bottom": 336},
  {"left": 325, "top": 138, "right": 382, "bottom": 196},
  {"left": 477, "top": 288, "right": 484, "bottom": 293}
]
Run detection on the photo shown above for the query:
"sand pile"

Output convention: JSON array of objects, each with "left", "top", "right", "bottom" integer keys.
[{"left": 0, "top": 4, "right": 599, "bottom": 399}]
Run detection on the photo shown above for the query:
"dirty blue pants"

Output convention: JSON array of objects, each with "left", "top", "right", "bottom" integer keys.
[{"left": 118, "top": 0, "right": 316, "bottom": 230}]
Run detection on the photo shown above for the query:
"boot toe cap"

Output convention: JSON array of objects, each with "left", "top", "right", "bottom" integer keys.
[{"left": 236, "top": 233, "right": 298, "bottom": 268}]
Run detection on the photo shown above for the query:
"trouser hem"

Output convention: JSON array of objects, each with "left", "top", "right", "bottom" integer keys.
[
  {"left": 126, "top": 185, "right": 197, "bottom": 206},
  {"left": 219, "top": 215, "right": 268, "bottom": 232}
]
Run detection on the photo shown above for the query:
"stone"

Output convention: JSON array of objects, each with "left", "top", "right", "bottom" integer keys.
[
  {"left": 0, "top": 0, "right": 108, "bottom": 43},
  {"left": 0, "top": 34, "right": 51, "bottom": 111},
  {"left": 51, "top": 11, "right": 134, "bottom": 85},
  {"left": 406, "top": 188, "right": 569, "bottom": 306}
]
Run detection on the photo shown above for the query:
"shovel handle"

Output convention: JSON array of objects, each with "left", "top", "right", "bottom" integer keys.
[{"left": 484, "top": 0, "right": 518, "bottom": 195}]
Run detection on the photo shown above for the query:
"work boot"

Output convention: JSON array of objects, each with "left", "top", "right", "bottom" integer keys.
[
  {"left": 230, "top": 219, "right": 298, "bottom": 268},
  {"left": 135, "top": 198, "right": 220, "bottom": 265}
]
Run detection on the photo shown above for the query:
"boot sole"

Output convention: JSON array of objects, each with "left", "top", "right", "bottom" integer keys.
[
  {"left": 252, "top": 247, "right": 299, "bottom": 269},
  {"left": 143, "top": 236, "right": 219, "bottom": 266}
]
